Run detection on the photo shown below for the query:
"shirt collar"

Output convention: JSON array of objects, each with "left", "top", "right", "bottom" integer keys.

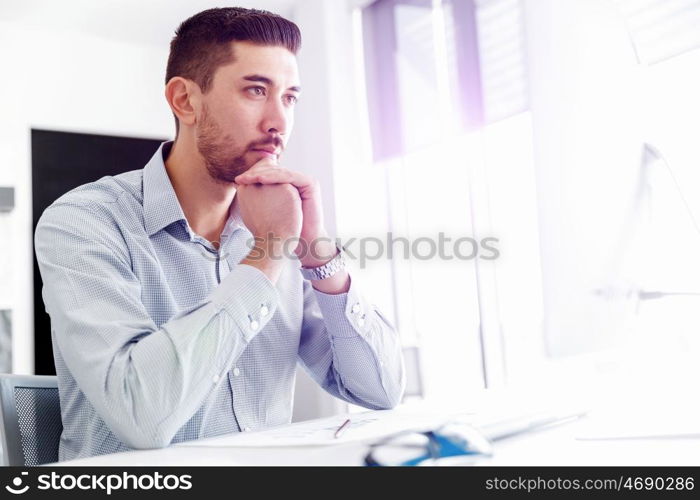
[
  {"left": 223, "top": 195, "right": 245, "bottom": 237},
  {"left": 143, "top": 141, "right": 188, "bottom": 237},
  {"left": 143, "top": 141, "right": 246, "bottom": 239}
]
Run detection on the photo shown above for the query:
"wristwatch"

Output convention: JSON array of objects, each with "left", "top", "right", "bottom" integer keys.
[{"left": 300, "top": 249, "right": 347, "bottom": 281}]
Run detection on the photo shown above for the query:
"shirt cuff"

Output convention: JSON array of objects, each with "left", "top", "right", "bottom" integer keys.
[
  {"left": 313, "top": 276, "right": 376, "bottom": 338},
  {"left": 210, "top": 263, "right": 279, "bottom": 342}
]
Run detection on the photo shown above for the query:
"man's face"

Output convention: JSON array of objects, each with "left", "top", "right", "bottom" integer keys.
[{"left": 195, "top": 41, "right": 301, "bottom": 183}]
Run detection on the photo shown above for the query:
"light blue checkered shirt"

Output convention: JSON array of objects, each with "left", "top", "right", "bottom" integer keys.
[{"left": 34, "top": 142, "right": 405, "bottom": 461}]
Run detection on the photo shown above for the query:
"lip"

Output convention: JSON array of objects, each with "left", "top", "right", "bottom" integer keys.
[{"left": 251, "top": 148, "right": 279, "bottom": 159}]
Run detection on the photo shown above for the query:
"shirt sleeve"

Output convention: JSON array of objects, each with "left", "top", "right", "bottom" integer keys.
[
  {"left": 297, "top": 275, "right": 406, "bottom": 409},
  {"left": 35, "top": 202, "right": 278, "bottom": 450}
]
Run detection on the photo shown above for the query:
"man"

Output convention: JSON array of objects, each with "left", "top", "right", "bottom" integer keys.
[{"left": 35, "top": 7, "right": 405, "bottom": 461}]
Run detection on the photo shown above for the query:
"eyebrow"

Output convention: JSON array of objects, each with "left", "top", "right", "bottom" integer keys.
[{"left": 242, "top": 74, "right": 301, "bottom": 93}]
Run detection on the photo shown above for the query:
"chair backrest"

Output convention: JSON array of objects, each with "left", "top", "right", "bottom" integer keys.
[{"left": 0, "top": 374, "right": 62, "bottom": 466}]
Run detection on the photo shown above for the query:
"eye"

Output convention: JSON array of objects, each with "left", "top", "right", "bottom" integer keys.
[
  {"left": 247, "top": 86, "right": 266, "bottom": 97},
  {"left": 285, "top": 94, "right": 298, "bottom": 105}
]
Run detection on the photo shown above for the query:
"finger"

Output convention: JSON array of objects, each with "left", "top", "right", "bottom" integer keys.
[
  {"left": 235, "top": 161, "right": 281, "bottom": 184},
  {"left": 234, "top": 167, "right": 280, "bottom": 185},
  {"left": 251, "top": 155, "right": 279, "bottom": 169},
  {"left": 238, "top": 168, "right": 288, "bottom": 182},
  {"left": 241, "top": 171, "right": 318, "bottom": 201},
  {"left": 237, "top": 168, "right": 311, "bottom": 188},
  {"left": 240, "top": 165, "right": 282, "bottom": 178}
]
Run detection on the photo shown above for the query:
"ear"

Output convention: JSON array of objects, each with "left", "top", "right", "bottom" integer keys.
[{"left": 165, "top": 77, "right": 199, "bottom": 127}]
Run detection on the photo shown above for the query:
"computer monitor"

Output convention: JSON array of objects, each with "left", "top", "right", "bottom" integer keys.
[
  {"left": 539, "top": 1, "right": 700, "bottom": 357},
  {"left": 31, "top": 129, "right": 165, "bottom": 375}
]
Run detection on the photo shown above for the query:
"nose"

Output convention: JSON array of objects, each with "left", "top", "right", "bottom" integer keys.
[{"left": 260, "top": 98, "right": 291, "bottom": 137}]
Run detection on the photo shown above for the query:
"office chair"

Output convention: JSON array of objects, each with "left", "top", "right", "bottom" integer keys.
[{"left": 0, "top": 374, "right": 63, "bottom": 466}]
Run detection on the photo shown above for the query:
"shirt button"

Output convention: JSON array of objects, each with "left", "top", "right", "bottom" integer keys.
[
  {"left": 351, "top": 303, "right": 361, "bottom": 314},
  {"left": 233, "top": 367, "right": 241, "bottom": 377},
  {"left": 243, "top": 426, "right": 251, "bottom": 432},
  {"left": 260, "top": 305, "right": 270, "bottom": 317},
  {"left": 212, "top": 374, "right": 220, "bottom": 383},
  {"left": 250, "top": 320, "right": 259, "bottom": 331},
  {"left": 358, "top": 315, "right": 366, "bottom": 327}
]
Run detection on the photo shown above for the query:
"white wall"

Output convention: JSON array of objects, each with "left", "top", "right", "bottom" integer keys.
[
  {"left": 288, "top": 0, "right": 397, "bottom": 420},
  {"left": 287, "top": 0, "right": 348, "bottom": 421},
  {"left": 0, "top": 21, "right": 174, "bottom": 374}
]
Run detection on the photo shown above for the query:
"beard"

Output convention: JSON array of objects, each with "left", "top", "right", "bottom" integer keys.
[{"left": 196, "top": 104, "right": 250, "bottom": 184}]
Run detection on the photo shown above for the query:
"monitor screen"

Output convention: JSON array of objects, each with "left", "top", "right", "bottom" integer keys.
[{"left": 31, "top": 129, "right": 165, "bottom": 374}]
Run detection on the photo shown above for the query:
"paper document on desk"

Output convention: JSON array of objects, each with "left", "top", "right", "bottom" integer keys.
[{"left": 175, "top": 410, "right": 451, "bottom": 447}]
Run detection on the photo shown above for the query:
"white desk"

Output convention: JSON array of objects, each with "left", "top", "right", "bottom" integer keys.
[{"left": 53, "top": 405, "right": 700, "bottom": 467}]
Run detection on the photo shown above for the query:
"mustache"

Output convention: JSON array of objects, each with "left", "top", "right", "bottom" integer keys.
[{"left": 249, "top": 136, "right": 284, "bottom": 152}]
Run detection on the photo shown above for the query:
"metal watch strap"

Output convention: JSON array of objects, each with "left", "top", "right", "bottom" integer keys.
[{"left": 299, "top": 249, "right": 346, "bottom": 281}]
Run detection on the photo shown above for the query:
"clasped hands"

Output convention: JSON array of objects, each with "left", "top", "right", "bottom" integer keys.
[{"left": 234, "top": 157, "right": 336, "bottom": 268}]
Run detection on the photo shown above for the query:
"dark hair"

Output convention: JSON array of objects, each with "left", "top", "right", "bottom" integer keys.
[{"left": 166, "top": 7, "right": 302, "bottom": 133}]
